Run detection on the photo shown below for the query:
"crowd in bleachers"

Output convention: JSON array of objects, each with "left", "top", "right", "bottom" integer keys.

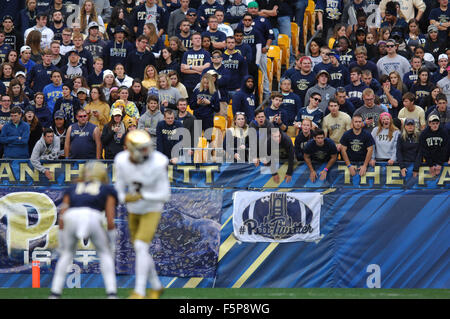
[{"left": 0, "top": 0, "right": 448, "bottom": 182}]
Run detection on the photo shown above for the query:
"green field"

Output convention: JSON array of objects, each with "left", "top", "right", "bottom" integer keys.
[{"left": 0, "top": 288, "right": 448, "bottom": 299}]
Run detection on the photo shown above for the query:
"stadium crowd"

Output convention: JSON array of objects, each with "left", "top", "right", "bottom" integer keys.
[{"left": 0, "top": 0, "right": 448, "bottom": 182}]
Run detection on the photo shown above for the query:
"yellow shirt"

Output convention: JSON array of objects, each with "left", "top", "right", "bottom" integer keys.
[
  {"left": 142, "top": 79, "right": 158, "bottom": 89},
  {"left": 85, "top": 100, "right": 111, "bottom": 133},
  {"left": 322, "top": 112, "right": 352, "bottom": 145}
]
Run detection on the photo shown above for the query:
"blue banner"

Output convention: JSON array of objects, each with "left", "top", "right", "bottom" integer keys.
[
  {"left": 0, "top": 160, "right": 448, "bottom": 189},
  {"left": 0, "top": 187, "right": 222, "bottom": 278}
]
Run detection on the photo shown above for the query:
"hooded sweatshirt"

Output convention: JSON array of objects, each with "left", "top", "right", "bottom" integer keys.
[
  {"left": 138, "top": 109, "right": 164, "bottom": 147},
  {"left": 231, "top": 75, "right": 256, "bottom": 123},
  {"left": 414, "top": 126, "right": 449, "bottom": 172},
  {"left": 30, "top": 135, "right": 61, "bottom": 173}
]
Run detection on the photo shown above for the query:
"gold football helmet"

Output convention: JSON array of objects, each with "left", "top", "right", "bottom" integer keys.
[
  {"left": 80, "top": 161, "right": 109, "bottom": 183},
  {"left": 125, "top": 129, "right": 152, "bottom": 163}
]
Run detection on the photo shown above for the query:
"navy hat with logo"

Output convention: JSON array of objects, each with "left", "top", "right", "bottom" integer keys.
[{"left": 54, "top": 110, "right": 65, "bottom": 119}]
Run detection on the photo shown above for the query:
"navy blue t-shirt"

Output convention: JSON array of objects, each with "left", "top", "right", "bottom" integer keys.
[
  {"left": 181, "top": 48, "right": 211, "bottom": 89},
  {"left": 65, "top": 182, "right": 117, "bottom": 212},
  {"left": 340, "top": 129, "right": 375, "bottom": 162},
  {"left": 303, "top": 138, "right": 338, "bottom": 162}
]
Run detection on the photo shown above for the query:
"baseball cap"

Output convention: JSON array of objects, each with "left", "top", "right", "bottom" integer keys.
[
  {"left": 20, "top": 45, "right": 31, "bottom": 54},
  {"left": 67, "top": 49, "right": 79, "bottom": 56},
  {"left": 2, "top": 15, "right": 13, "bottom": 22},
  {"left": 404, "top": 118, "right": 415, "bottom": 125},
  {"left": 111, "top": 108, "right": 122, "bottom": 116},
  {"left": 438, "top": 54, "right": 448, "bottom": 61},
  {"left": 316, "top": 69, "right": 330, "bottom": 79},
  {"left": 113, "top": 26, "right": 127, "bottom": 34},
  {"left": 248, "top": 1, "right": 259, "bottom": 8},
  {"left": 36, "top": 11, "right": 48, "bottom": 19},
  {"left": 356, "top": 27, "right": 366, "bottom": 34},
  {"left": 329, "top": 49, "right": 340, "bottom": 59},
  {"left": 88, "top": 21, "right": 99, "bottom": 29},
  {"left": 187, "top": 8, "right": 197, "bottom": 14},
  {"left": 77, "top": 87, "right": 89, "bottom": 95},
  {"left": 15, "top": 71, "right": 26, "bottom": 78},
  {"left": 428, "top": 114, "right": 440, "bottom": 122},
  {"left": 427, "top": 24, "right": 438, "bottom": 33},
  {"left": 54, "top": 110, "right": 65, "bottom": 119}
]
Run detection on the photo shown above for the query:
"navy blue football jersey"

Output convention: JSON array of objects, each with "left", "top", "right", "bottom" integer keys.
[{"left": 65, "top": 182, "right": 117, "bottom": 212}]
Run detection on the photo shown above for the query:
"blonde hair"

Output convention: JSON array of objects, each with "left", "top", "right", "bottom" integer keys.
[
  {"left": 144, "top": 65, "right": 159, "bottom": 81},
  {"left": 80, "top": 0, "right": 99, "bottom": 32},
  {"left": 199, "top": 73, "right": 216, "bottom": 95},
  {"left": 401, "top": 122, "right": 420, "bottom": 142},
  {"left": 375, "top": 115, "right": 399, "bottom": 141},
  {"left": 157, "top": 73, "right": 171, "bottom": 89}
]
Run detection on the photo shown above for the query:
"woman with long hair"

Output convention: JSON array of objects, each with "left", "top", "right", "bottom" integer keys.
[
  {"left": 19, "top": 0, "right": 37, "bottom": 34},
  {"left": 189, "top": 73, "right": 220, "bottom": 131},
  {"left": 308, "top": 39, "right": 322, "bottom": 67},
  {"left": 25, "top": 30, "right": 43, "bottom": 63},
  {"left": 223, "top": 112, "right": 249, "bottom": 162},
  {"left": 23, "top": 106, "right": 43, "bottom": 154},
  {"left": 101, "top": 108, "right": 126, "bottom": 159},
  {"left": 411, "top": 67, "right": 434, "bottom": 109},
  {"left": 370, "top": 112, "right": 400, "bottom": 166},
  {"left": 79, "top": 0, "right": 106, "bottom": 36},
  {"left": 100, "top": 69, "right": 116, "bottom": 101},
  {"left": 85, "top": 86, "right": 111, "bottom": 133},
  {"left": 405, "top": 19, "right": 426, "bottom": 51},
  {"left": 142, "top": 64, "right": 159, "bottom": 90},
  {"left": 143, "top": 23, "right": 164, "bottom": 58},
  {"left": 106, "top": 5, "right": 132, "bottom": 41},
  {"left": 71, "top": 76, "right": 89, "bottom": 97},
  {"left": 378, "top": 27, "right": 391, "bottom": 42},
  {"left": 157, "top": 73, "right": 182, "bottom": 112},
  {"left": 128, "top": 80, "right": 148, "bottom": 115},
  {"left": 110, "top": 87, "right": 140, "bottom": 123},
  {"left": 396, "top": 118, "right": 420, "bottom": 177},
  {"left": 6, "top": 50, "right": 26, "bottom": 74},
  {"left": 294, "top": 118, "right": 314, "bottom": 161},
  {"left": 389, "top": 71, "right": 408, "bottom": 95},
  {"left": 32, "top": 91, "right": 53, "bottom": 128},
  {"left": 156, "top": 47, "right": 180, "bottom": 75},
  {"left": 422, "top": 85, "right": 440, "bottom": 118},
  {"left": 113, "top": 63, "right": 133, "bottom": 88},
  {"left": 168, "top": 71, "right": 188, "bottom": 99},
  {"left": 0, "top": 62, "right": 15, "bottom": 89},
  {"left": 8, "top": 79, "right": 30, "bottom": 111},
  {"left": 169, "top": 36, "right": 187, "bottom": 64},
  {"left": 329, "top": 23, "right": 347, "bottom": 49},
  {"left": 201, "top": 35, "right": 214, "bottom": 54}
]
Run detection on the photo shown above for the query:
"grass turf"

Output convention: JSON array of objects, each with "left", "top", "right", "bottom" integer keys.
[{"left": 0, "top": 288, "right": 449, "bottom": 299}]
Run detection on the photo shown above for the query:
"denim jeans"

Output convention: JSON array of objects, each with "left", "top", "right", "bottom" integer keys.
[
  {"left": 274, "top": 15, "right": 295, "bottom": 65},
  {"left": 295, "top": 0, "right": 308, "bottom": 47}
]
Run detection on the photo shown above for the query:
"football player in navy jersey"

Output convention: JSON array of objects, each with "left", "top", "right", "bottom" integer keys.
[{"left": 50, "top": 161, "right": 118, "bottom": 299}]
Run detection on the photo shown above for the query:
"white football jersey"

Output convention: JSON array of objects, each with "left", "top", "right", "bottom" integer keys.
[{"left": 114, "top": 150, "right": 170, "bottom": 214}]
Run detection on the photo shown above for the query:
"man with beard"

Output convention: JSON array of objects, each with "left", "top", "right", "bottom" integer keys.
[
  {"left": 232, "top": 75, "right": 257, "bottom": 124},
  {"left": 282, "top": 55, "right": 317, "bottom": 108}
]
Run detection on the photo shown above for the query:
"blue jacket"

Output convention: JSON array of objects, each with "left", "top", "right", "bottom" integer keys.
[
  {"left": 156, "top": 120, "right": 183, "bottom": 159},
  {"left": 0, "top": 120, "right": 30, "bottom": 158},
  {"left": 26, "top": 63, "right": 60, "bottom": 93}
]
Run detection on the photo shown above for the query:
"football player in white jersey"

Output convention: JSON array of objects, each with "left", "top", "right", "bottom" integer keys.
[
  {"left": 114, "top": 129, "right": 170, "bottom": 299},
  {"left": 50, "top": 161, "right": 118, "bottom": 299}
]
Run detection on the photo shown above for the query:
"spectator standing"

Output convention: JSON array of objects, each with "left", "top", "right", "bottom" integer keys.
[
  {"left": 24, "top": 11, "right": 54, "bottom": 49},
  {"left": 138, "top": 95, "right": 164, "bottom": 149},
  {"left": 0, "top": 106, "right": 30, "bottom": 158},
  {"left": 340, "top": 114, "right": 375, "bottom": 177},
  {"left": 85, "top": 86, "right": 111, "bottom": 133},
  {"left": 370, "top": 112, "right": 400, "bottom": 166},
  {"left": 322, "top": 98, "right": 352, "bottom": 152},
  {"left": 303, "top": 129, "right": 338, "bottom": 182},
  {"left": 101, "top": 108, "right": 125, "bottom": 160},
  {"left": 396, "top": 118, "right": 420, "bottom": 177},
  {"left": 156, "top": 108, "right": 184, "bottom": 164},
  {"left": 64, "top": 108, "right": 101, "bottom": 159}
]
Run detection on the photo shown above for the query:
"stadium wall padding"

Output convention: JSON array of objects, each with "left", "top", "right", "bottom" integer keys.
[{"left": 0, "top": 160, "right": 448, "bottom": 288}]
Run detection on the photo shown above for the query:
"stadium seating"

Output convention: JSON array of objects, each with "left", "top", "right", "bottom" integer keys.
[
  {"left": 214, "top": 115, "right": 227, "bottom": 132},
  {"left": 267, "top": 45, "right": 282, "bottom": 84},
  {"left": 227, "top": 104, "right": 233, "bottom": 128},
  {"left": 291, "top": 22, "right": 299, "bottom": 56},
  {"left": 186, "top": 104, "right": 194, "bottom": 115},
  {"left": 193, "top": 136, "right": 208, "bottom": 163},
  {"left": 277, "top": 34, "right": 291, "bottom": 70},
  {"left": 303, "top": 0, "right": 316, "bottom": 47}
]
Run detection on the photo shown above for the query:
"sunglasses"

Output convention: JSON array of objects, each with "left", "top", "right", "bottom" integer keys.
[
  {"left": 78, "top": 115, "right": 88, "bottom": 118},
  {"left": 187, "top": 14, "right": 196, "bottom": 16},
  {"left": 386, "top": 44, "right": 395, "bottom": 48},
  {"left": 236, "top": 112, "right": 245, "bottom": 115},
  {"left": 313, "top": 97, "right": 322, "bottom": 102}
]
